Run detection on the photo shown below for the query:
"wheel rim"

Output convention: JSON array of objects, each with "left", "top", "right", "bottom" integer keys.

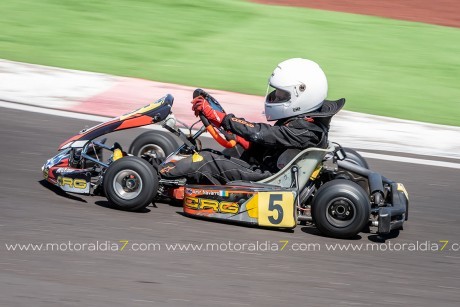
[
  {"left": 112, "top": 169, "right": 143, "bottom": 200},
  {"left": 325, "top": 197, "right": 356, "bottom": 228},
  {"left": 138, "top": 144, "right": 166, "bottom": 158}
]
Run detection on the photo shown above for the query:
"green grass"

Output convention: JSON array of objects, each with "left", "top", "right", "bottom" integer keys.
[{"left": 1, "top": 0, "right": 459, "bottom": 125}]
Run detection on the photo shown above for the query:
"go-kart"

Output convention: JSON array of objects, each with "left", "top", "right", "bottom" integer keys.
[{"left": 42, "top": 91, "right": 409, "bottom": 239}]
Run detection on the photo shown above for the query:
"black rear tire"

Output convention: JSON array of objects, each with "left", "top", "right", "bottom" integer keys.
[
  {"left": 343, "top": 147, "right": 369, "bottom": 169},
  {"left": 312, "top": 179, "right": 370, "bottom": 239},
  {"left": 129, "top": 131, "right": 179, "bottom": 158},
  {"left": 103, "top": 156, "right": 158, "bottom": 211}
]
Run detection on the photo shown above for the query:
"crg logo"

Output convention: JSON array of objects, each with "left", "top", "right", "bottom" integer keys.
[{"left": 57, "top": 176, "right": 87, "bottom": 189}]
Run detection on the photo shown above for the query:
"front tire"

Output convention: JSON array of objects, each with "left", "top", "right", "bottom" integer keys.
[
  {"left": 103, "top": 156, "right": 158, "bottom": 211},
  {"left": 312, "top": 179, "right": 370, "bottom": 239}
]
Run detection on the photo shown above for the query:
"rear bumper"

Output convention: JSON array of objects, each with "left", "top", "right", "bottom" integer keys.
[
  {"left": 337, "top": 160, "right": 409, "bottom": 235},
  {"left": 377, "top": 183, "right": 409, "bottom": 234}
]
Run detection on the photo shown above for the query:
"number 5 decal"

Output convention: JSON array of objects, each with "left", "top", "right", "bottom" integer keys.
[
  {"left": 258, "top": 191, "right": 296, "bottom": 228},
  {"left": 268, "top": 194, "right": 284, "bottom": 224}
]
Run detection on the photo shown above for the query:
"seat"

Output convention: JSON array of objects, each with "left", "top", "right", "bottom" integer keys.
[{"left": 257, "top": 144, "right": 335, "bottom": 188}]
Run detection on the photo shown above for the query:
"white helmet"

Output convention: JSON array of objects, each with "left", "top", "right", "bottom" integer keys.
[{"left": 264, "top": 58, "right": 328, "bottom": 121}]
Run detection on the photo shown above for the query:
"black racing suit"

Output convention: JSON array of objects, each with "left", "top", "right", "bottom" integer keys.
[{"left": 159, "top": 114, "right": 330, "bottom": 184}]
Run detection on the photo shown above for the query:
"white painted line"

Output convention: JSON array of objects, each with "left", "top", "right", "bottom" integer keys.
[
  {"left": 0, "top": 100, "right": 109, "bottom": 122},
  {"left": 2, "top": 100, "right": 460, "bottom": 169},
  {"left": 0, "top": 100, "right": 169, "bottom": 132},
  {"left": 359, "top": 152, "right": 460, "bottom": 169}
]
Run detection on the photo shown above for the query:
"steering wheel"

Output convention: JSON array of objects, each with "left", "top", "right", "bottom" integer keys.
[
  {"left": 198, "top": 114, "right": 237, "bottom": 149},
  {"left": 193, "top": 89, "right": 237, "bottom": 149}
]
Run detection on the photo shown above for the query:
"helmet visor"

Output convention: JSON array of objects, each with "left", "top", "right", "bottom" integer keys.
[{"left": 265, "top": 85, "right": 291, "bottom": 104}]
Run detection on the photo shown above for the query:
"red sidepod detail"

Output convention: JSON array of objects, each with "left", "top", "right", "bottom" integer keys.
[
  {"left": 183, "top": 207, "right": 216, "bottom": 216},
  {"left": 57, "top": 94, "right": 174, "bottom": 150},
  {"left": 58, "top": 119, "right": 120, "bottom": 150},
  {"left": 58, "top": 134, "right": 83, "bottom": 150},
  {"left": 170, "top": 187, "right": 185, "bottom": 200},
  {"left": 57, "top": 114, "right": 154, "bottom": 150},
  {"left": 46, "top": 158, "right": 70, "bottom": 184},
  {"left": 115, "top": 115, "right": 154, "bottom": 131}
]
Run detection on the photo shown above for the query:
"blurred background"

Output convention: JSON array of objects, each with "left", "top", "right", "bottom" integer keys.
[
  {"left": 1, "top": 2, "right": 460, "bottom": 306},
  {"left": 0, "top": 0, "right": 459, "bottom": 125}
]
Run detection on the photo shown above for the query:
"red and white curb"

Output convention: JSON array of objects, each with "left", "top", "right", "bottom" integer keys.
[{"left": 1, "top": 59, "right": 460, "bottom": 160}]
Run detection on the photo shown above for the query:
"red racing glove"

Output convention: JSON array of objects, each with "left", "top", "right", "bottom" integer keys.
[
  {"left": 191, "top": 96, "right": 227, "bottom": 128},
  {"left": 222, "top": 130, "right": 251, "bottom": 150},
  {"left": 235, "top": 135, "right": 251, "bottom": 150}
]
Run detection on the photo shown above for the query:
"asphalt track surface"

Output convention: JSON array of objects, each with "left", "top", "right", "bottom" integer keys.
[{"left": 1, "top": 107, "right": 459, "bottom": 306}]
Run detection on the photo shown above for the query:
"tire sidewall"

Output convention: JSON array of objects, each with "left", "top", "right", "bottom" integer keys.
[
  {"left": 103, "top": 156, "right": 158, "bottom": 211},
  {"left": 312, "top": 179, "right": 370, "bottom": 239},
  {"left": 129, "top": 131, "right": 178, "bottom": 158},
  {"left": 342, "top": 147, "right": 369, "bottom": 169}
]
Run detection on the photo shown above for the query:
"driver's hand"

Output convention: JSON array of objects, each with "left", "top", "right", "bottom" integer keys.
[
  {"left": 235, "top": 135, "right": 251, "bottom": 150},
  {"left": 191, "top": 96, "right": 227, "bottom": 128}
]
